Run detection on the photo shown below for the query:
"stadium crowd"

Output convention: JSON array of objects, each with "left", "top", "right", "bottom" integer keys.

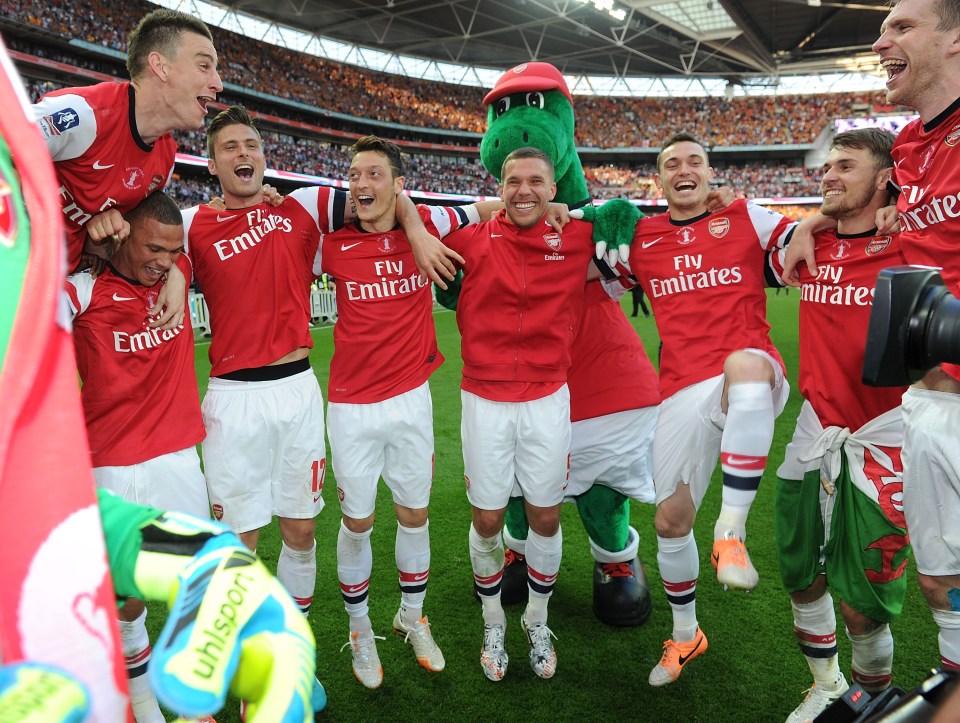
[{"left": 4, "top": 0, "right": 908, "bottom": 146}]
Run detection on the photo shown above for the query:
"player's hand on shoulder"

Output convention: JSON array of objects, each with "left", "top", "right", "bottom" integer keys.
[
  {"left": 149, "top": 533, "right": 316, "bottom": 723},
  {"left": 875, "top": 204, "right": 900, "bottom": 235},
  {"left": 706, "top": 185, "right": 737, "bottom": 212},
  {"left": 545, "top": 202, "right": 570, "bottom": 231},
  {"left": 0, "top": 662, "right": 90, "bottom": 723},
  {"left": 408, "top": 228, "right": 464, "bottom": 290}
]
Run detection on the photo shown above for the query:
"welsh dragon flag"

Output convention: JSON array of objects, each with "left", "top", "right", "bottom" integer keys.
[{"left": 0, "top": 41, "right": 129, "bottom": 720}]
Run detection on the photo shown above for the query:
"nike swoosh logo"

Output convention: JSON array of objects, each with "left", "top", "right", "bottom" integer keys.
[
  {"left": 217, "top": 214, "right": 237, "bottom": 222},
  {"left": 641, "top": 237, "right": 664, "bottom": 249},
  {"left": 313, "top": 494, "right": 322, "bottom": 503},
  {"left": 677, "top": 635, "right": 704, "bottom": 665},
  {"left": 92, "top": 160, "right": 115, "bottom": 170},
  {"left": 724, "top": 455, "right": 764, "bottom": 466},
  {"left": 412, "top": 572, "right": 429, "bottom": 582},
  {"left": 112, "top": 293, "right": 136, "bottom": 302},
  {"left": 340, "top": 242, "right": 362, "bottom": 251},
  {"left": 491, "top": 234, "right": 503, "bottom": 238}
]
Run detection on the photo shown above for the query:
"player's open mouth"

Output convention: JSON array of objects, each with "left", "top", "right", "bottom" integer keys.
[
  {"left": 881, "top": 59, "right": 906, "bottom": 82},
  {"left": 675, "top": 181, "right": 696, "bottom": 191},
  {"left": 357, "top": 194, "right": 375, "bottom": 207},
  {"left": 145, "top": 265, "right": 163, "bottom": 280},
  {"left": 514, "top": 201, "right": 536, "bottom": 210},
  {"left": 235, "top": 164, "right": 254, "bottom": 180},
  {"left": 198, "top": 95, "right": 215, "bottom": 112},
  {"left": 823, "top": 188, "right": 843, "bottom": 198}
]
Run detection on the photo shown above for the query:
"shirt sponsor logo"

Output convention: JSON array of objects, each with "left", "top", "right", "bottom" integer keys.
[
  {"left": 865, "top": 236, "right": 892, "bottom": 256},
  {"left": 543, "top": 232, "right": 561, "bottom": 251},
  {"left": 648, "top": 253, "right": 742, "bottom": 298},
  {"left": 345, "top": 258, "right": 426, "bottom": 300},
  {"left": 801, "top": 263, "right": 875, "bottom": 306},
  {"left": 113, "top": 323, "right": 185, "bottom": 353},
  {"left": 708, "top": 218, "right": 729, "bottom": 238},
  {"left": 213, "top": 209, "right": 295, "bottom": 260},
  {"left": 897, "top": 185, "right": 960, "bottom": 234},
  {"left": 122, "top": 167, "right": 146, "bottom": 191},
  {"left": 92, "top": 160, "right": 115, "bottom": 170}
]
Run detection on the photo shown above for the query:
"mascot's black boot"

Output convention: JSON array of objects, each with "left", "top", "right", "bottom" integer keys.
[
  {"left": 500, "top": 548, "right": 528, "bottom": 606},
  {"left": 593, "top": 555, "right": 652, "bottom": 627}
]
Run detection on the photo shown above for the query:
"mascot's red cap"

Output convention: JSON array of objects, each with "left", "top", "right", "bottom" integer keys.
[{"left": 483, "top": 62, "right": 573, "bottom": 106}]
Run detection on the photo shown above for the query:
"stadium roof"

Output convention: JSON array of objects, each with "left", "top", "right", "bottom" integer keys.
[{"left": 217, "top": 0, "right": 891, "bottom": 84}]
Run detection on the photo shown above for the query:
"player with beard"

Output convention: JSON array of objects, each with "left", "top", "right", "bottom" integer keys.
[
  {"left": 784, "top": 0, "right": 960, "bottom": 677},
  {"left": 33, "top": 9, "right": 222, "bottom": 330},
  {"left": 65, "top": 190, "right": 207, "bottom": 722},
  {"left": 615, "top": 132, "right": 801, "bottom": 686},
  {"left": 772, "top": 129, "right": 911, "bottom": 722}
]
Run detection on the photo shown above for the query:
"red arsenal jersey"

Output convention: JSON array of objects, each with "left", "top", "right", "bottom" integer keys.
[
  {"left": 892, "top": 99, "right": 960, "bottom": 381},
  {"left": 323, "top": 204, "right": 476, "bottom": 403},
  {"left": 445, "top": 213, "right": 596, "bottom": 402},
  {"left": 183, "top": 186, "right": 347, "bottom": 376},
  {"left": 773, "top": 229, "right": 908, "bottom": 430},
  {"left": 34, "top": 82, "right": 176, "bottom": 272},
  {"left": 568, "top": 280, "right": 660, "bottom": 422},
  {"left": 627, "top": 199, "right": 793, "bottom": 399},
  {"left": 65, "top": 255, "right": 204, "bottom": 467}
]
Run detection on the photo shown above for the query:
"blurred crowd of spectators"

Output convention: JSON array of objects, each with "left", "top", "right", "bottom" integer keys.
[
  {"left": 5, "top": 0, "right": 908, "bottom": 145},
  {"left": 11, "top": 0, "right": 890, "bottom": 203}
]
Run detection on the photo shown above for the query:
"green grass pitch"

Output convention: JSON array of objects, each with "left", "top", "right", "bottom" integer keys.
[{"left": 171, "top": 289, "right": 938, "bottom": 722}]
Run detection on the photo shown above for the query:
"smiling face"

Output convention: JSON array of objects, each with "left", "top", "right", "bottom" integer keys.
[
  {"left": 873, "top": 0, "right": 960, "bottom": 121},
  {"left": 160, "top": 30, "right": 222, "bottom": 130},
  {"left": 207, "top": 123, "right": 267, "bottom": 208},
  {"left": 655, "top": 140, "right": 713, "bottom": 220},
  {"left": 113, "top": 216, "right": 184, "bottom": 287},
  {"left": 348, "top": 150, "right": 404, "bottom": 232},
  {"left": 820, "top": 145, "right": 890, "bottom": 224},
  {"left": 499, "top": 156, "right": 557, "bottom": 228}
]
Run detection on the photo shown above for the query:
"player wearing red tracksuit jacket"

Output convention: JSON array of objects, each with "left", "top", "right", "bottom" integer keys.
[{"left": 443, "top": 147, "right": 601, "bottom": 683}]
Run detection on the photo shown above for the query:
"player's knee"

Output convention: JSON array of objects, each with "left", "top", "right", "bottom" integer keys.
[
  {"left": 918, "top": 573, "right": 960, "bottom": 611},
  {"left": 341, "top": 513, "right": 375, "bottom": 535},
  {"left": 526, "top": 507, "right": 561, "bottom": 537},
  {"left": 278, "top": 517, "right": 318, "bottom": 549},
  {"left": 396, "top": 505, "right": 428, "bottom": 528},
  {"left": 723, "top": 351, "right": 775, "bottom": 385},
  {"left": 472, "top": 507, "right": 505, "bottom": 538}
]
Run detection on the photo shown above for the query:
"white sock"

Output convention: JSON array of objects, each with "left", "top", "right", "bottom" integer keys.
[
  {"left": 278, "top": 539, "right": 316, "bottom": 615},
  {"left": 657, "top": 532, "right": 699, "bottom": 641},
  {"left": 337, "top": 521, "right": 373, "bottom": 628},
  {"left": 848, "top": 623, "right": 893, "bottom": 692},
  {"left": 932, "top": 608, "right": 960, "bottom": 670},
  {"left": 524, "top": 526, "right": 562, "bottom": 626},
  {"left": 469, "top": 523, "right": 505, "bottom": 627},
  {"left": 792, "top": 593, "right": 842, "bottom": 689},
  {"left": 396, "top": 520, "right": 430, "bottom": 625},
  {"left": 119, "top": 608, "right": 164, "bottom": 723}
]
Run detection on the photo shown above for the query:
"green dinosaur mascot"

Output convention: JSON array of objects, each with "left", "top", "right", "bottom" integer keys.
[{"left": 479, "top": 62, "right": 653, "bottom": 627}]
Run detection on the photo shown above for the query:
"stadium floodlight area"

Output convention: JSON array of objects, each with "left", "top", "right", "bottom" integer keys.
[{"left": 151, "top": 0, "right": 888, "bottom": 98}]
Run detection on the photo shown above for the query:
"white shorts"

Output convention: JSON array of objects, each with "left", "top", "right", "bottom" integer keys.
[
  {"left": 462, "top": 386, "right": 571, "bottom": 510},
  {"left": 94, "top": 446, "right": 209, "bottom": 519},
  {"left": 564, "top": 407, "right": 658, "bottom": 503},
  {"left": 654, "top": 350, "right": 789, "bottom": 507},
  {"left": 201, "top": 369, "right": 326, "bottom": 534},
  {"left": 902, "top": 387, "right": 960, "bottom": 576},
  {"left": 328, "top": 381, "right": 434, "bottom": 519}
]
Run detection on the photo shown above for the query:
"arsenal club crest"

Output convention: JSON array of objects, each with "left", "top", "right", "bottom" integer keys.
[
  {"left": 543, "top": 232, "right": 561, "bottom": 251},
  {"left": 708, "top": 218, "right": 730, "bottom": 238},
  {"left": 946, "top": 124, "right": 960, "bottom": 147},
  {"left": 865, "top": 236, "right": 892, "bottom": 256}
]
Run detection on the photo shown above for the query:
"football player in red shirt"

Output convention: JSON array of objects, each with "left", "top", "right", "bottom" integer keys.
[
  {"left": 65, "top": 190, "right": 208, "bottom": 722},
  {"left": 784, "top": 0, "right": 960, "bottom": 677},
  {"left": 33, "top": 8, "right": 223, "bottom": 332},
  {"left": 443, "top": 147, "right": 605, "bottom": 682},
  {"left": 621, "top": 132, "right": 799, "bottom": 686},
  {"left": 772, "top": 129, "right": 910, "bottom": 721}
]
